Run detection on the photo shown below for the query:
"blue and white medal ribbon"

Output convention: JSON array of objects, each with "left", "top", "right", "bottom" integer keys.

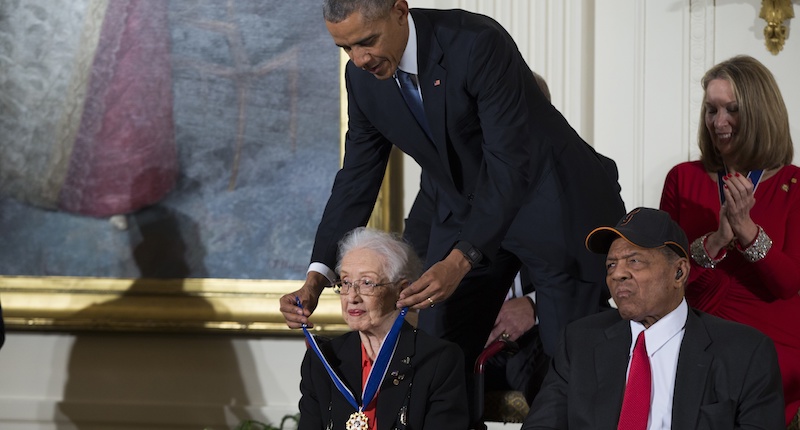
[{"left": 297, "top": 297, "right": 407, "bottom": 430}]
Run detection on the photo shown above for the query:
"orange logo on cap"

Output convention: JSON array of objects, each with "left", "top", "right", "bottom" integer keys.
[{"left": 619, "top": 208, "right": 641, "bottom": 226}]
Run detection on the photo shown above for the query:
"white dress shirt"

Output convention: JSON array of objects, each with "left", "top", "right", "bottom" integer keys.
[{"left": 626, "top": 299, "right": 688, "bottom": 430}]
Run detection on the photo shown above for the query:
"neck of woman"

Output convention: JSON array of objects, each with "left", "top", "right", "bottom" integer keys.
[
  {"left": 360, "top": 333, "right": 383, "bottom": 361},
  {"left": 721, "top": 156, "right": 738, "bottom": 173},
  {"left": 718, "top": 160, "right": 781, "bottom": 183},
  {"left": 358, "top": 311, "right": 401, "bottom": 361}
]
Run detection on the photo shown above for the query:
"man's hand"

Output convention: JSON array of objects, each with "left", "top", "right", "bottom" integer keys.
[
  {"left": 486, "top": 296, "right": 536, "bottom": 347},
  {"left": 397, "top": 249, "right": 471, "bottom": 310},
  {"left": 279, "top": 271, "right": 328, "bottom": 328}
]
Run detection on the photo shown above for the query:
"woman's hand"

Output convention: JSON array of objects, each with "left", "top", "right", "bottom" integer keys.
[
  {"left": 722, "top": 171, "right": 759, "bottom": 245},
  {"left": 702, "top": 202, "right": 735, "bottom": 259}
]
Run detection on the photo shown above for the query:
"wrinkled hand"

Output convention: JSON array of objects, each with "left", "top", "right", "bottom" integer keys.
[
  {"left": 397, "top": 250, "right": 471, "bottom": 310},
  {"left": 721, "top": 170, "right": 758, "bottom": 244},
  {"left": 279, "top": 272, "right": 327, "bottom": 329},
  {"left": 486, "top": 297, "right": 536, "bottom": 347}
]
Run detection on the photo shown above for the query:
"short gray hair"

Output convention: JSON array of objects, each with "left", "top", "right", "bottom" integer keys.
[
  {"left": 336, "top": 227, "right": 422, "bottom": 283},
  {"left": 658, "top": 246, "right": 689, "bottom": 286},
  {"left": 323, "top": 0, "right": 396, "bottom": 23}
]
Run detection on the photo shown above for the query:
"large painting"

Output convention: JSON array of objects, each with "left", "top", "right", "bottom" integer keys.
[{"left": 0, "top": 0, "right": 390, "bottom": 334}]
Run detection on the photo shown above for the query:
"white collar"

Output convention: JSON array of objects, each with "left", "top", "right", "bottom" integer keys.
[
  {"left": 397, "top": 12, "right": 418, "bottom": 75},
  {"left": 628, "top": 299, "right": 688, "bottom": 357}
]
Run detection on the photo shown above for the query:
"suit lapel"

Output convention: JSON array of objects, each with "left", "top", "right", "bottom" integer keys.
[
  {"left": 594, "top": 320, "right": 633, "bottom": 429},
  {"left": 410, "top": 10, "right": 452, "bottom": 182},
  {"left": 364, "top": 75, "right": 432, "bottom": 151},
  {"left": 376, "top": 322, "right": 416, "bottom": 429},
  {"left": 671, "top": 310, "right": 712, "bottom": 429}
]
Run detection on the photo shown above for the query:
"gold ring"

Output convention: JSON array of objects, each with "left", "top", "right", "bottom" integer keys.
[
  {"left": 427, "top": 297, "right": 435, "bottom": 308},
  {"left": 501, "top": 332, "right": 510, "bottom": 340}
]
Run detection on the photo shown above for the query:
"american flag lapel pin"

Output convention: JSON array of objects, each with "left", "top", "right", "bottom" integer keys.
[{"left": 434, "top": 79, "right": 441, "bottom": 86}]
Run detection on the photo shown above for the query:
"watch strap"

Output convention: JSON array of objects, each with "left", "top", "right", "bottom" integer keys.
[{"left": 454, "top": 241, "right": 482, "bottom": 266}]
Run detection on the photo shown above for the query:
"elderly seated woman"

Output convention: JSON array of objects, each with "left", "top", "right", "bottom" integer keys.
[{"left": 298, "top": 227, "right": 468, "bottom": 430}]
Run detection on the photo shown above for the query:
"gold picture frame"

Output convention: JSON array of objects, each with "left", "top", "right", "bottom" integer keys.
[
  {"left": 0, "top": 157, "right": 402, "bottom": 337},
  {"left": 0, "top": 276, "right": 353, "bottom": 335}
]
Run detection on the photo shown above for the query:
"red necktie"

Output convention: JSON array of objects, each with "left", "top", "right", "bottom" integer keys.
[{"left": 618, "top": 330, "right": 651, "bottom": 430}]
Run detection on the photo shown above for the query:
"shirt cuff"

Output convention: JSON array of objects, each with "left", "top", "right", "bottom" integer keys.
[
  {"left": 524, "top": 292, "right": 539, "bottom": 326},
  {"left": 307, "top": 263, "right": 336, "bottom": 284}
]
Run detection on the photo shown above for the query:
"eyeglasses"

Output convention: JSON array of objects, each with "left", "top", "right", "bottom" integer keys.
[{"left": 332, "top": 279, "right": 396, "bottom": 296}]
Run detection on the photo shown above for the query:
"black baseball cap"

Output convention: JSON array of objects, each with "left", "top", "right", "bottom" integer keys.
[{"left": 585, "top": 207, "right": 689, "bottom": 258}]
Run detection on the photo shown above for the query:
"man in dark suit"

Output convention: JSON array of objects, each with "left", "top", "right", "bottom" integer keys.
[
  {"left": 404, "top": 180, "right": 551, "bottom": 405},
  {"left": 406, "top": 150, "right": 622, "bottom": 406},
  {"left": 279, "top": 0, "right": 624, "bottom": 414},
  {"left": 523, "top": 207, "right": 785, "bottom": 429}
]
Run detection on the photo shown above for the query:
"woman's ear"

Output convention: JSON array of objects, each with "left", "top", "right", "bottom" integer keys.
[{"left": 396, "top": 279, "right": 410, "bottom": 294}]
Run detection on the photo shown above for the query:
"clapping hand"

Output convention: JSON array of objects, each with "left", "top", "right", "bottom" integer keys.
[{"left": 721, "top": 170, "right": 759, "bottom": 245}]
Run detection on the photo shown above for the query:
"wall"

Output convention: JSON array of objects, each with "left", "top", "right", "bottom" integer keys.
[
  {"left": 0, "top": 332, "right": 306, "bottom": 429},
  {"left": 593, "top": 0, "right": 800, "bottom": 209},
  {"left": 404, "top": 0, "right": 800, "bottom": 212},
  {"left": 1, "top": 1, "right": 798, "bottom": 428}
]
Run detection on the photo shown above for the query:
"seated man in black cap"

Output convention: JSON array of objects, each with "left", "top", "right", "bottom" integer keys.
[{"left": 522, "top": 207, "right": 785, "bottom": 430}]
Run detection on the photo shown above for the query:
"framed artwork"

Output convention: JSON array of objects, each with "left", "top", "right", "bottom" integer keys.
[{"left": 0, "top": 0, "right": 401, "bottom": 335}]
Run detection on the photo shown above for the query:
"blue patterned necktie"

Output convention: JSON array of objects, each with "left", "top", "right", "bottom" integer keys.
[{"left": 396, "top": 69, "right": 432, "bottom": 139}]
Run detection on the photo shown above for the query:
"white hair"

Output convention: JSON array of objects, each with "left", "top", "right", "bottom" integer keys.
[{"left": 336, "top": 227, "right": 422, "bottom": 283}]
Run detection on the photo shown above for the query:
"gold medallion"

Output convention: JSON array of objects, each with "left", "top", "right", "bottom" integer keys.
[{"left": 346, "top": 411, "right": 369, "bottom": 430}]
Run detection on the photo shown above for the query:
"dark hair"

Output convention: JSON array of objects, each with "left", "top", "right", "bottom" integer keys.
[
  {"left": 323, "top": 0, "right": 396, "bottom": 23},
  {"left": 698, "top": 55, "right": 793, "bottom": 172}
]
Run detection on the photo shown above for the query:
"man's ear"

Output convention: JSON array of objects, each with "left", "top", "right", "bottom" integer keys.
[
  {"left": 674, "top": 258, "right": 690, "bottom": 284},
  {"left": 392, "top": 0, "right": 409, "bottom": 23}
]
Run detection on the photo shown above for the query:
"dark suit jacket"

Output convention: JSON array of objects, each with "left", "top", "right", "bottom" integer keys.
[
  {"left": 312, "top": 8, "right": 625, "bottom": 355},
  {"left": 299, "top": 322, "right": 468, "bottom": 430},
  {"left": 523, "top": 307, "right": 785, "bottom": 430}
]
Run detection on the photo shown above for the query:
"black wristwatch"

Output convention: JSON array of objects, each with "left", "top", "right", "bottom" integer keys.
[{"left": 454, "top": 241, "right": 483, "bottom": 266}]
